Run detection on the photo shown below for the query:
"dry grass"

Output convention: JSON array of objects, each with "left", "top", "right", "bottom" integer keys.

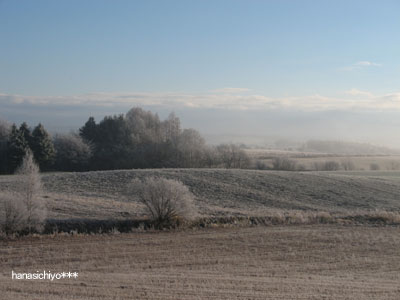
[{"left": 1, "top": 225, "right": 400, "bottom": 299}]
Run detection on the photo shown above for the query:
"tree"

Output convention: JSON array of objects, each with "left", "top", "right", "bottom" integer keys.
[
  {"left": 53, "top": 133, "right": 92, "bottom": 171},
  {"left": 15, "top": 151, "right": 46, "bottom": 233},
  {"left": 128, "top": 177, "right": 196, "bottom": 228},
  {"left": 31, "top": 123, "right": 55, "bottom": 170},
  {"left": 341, "top": 160, "right": 356, "bottom": 171},
  {"left": 216, "top": 144, "right": 250, "bottom": 169},
  {"left": 272, "top": 157, "right": 297, "bottom": 171},
  {"left": 161, "top": 112, "right": 181, "bottom": 143},
  {"left": 76, "top": 107, "right": 211, "bottom": 170},
  {"left": 79, "top": 117, "right": 98, "bottom": 142},
  {"left": 125, "top": 108, "right": 164, "bottom": 167},
  {"left": 0, "top": 119, "right": 11, "bottom": 174},
  {"left": 92, "top": 115, "right": 133, "bottom": 170},
  {"left": 313, "top": 160, "right": 340, "bottom": 171},
  {"left": 19, "top": 122, "right": 33, "bottom": 147},
  {"left": 7, "top": 124, "right": 29, "bottom": 173},
  {"left": 0, "top": 192, "right": 26, "bottom": 235},
  {"left": 178, "top": 129, "right": 206, "bottom": 167},
  {"left": 159, "top": 112, "right": 182, "bottom": 166},
  {"left": 126, "top": 107, "right": 162, "bottom": 144},
  {"left": 0, "top": 119, "right": 10, "bottom": 138}
]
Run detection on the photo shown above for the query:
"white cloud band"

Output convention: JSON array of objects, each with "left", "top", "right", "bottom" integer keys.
[{"left": 1, "top": 89, "right": 400, "bottom": 112}]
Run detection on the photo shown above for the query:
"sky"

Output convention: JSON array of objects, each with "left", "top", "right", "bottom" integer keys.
[{"left": 0, "top": 0, "right": 399, "bottom": 146}]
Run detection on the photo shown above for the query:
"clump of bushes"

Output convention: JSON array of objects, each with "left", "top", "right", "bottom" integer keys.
[
  {"left": 128, "top": 177, "right": 196, "bottom": 229},
  {"left": 272, "top": 157, "right": 297, "bottom": 171},
  {"left": 313, "top": 160, "right": 340, "bottom": 171}
]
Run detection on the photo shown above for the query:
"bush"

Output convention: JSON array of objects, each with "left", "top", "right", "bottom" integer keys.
[
  {"left": 272, "top": 157, "right": 297, "bottom": 171},
  {"left": 370, "top": 163, "right": 380, "bottom": 171},
  {"left": 324, "top": 161, "right": 340, "bottom": 171},
  {"left": 0, "top": 192, "right": 25, "bottom": 235},
  {"left": 313, "top": 160, "right": 340, "bottom": 171},
  {"left": 254, "top": 159, "right": 269, "bottom": 170},
  {"left": 128, "top": 177, "right": 196, "bottom": 229}
]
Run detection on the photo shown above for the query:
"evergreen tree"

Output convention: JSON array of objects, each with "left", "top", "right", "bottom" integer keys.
[
  {"left": 92, "top": 115, "right": 133, "bottom": 169},
  {"left": 7, "top": 124, "right": 28, "bottom": 172},
  {"left": 31, "top": 123, "right": 55, "bottom": 170},
  {"left": 19, "top": 122, "right": 33, "bottom": 148},
  {"left": 79, "top": 117, "right": 98, "bottom": 142},
  {"left": 0, "top": 119, "right": 11, "bottom": 174}
]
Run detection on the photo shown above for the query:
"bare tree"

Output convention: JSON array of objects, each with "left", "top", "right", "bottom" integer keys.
[
  {"left": 341, "top": 159, "right": 356, "bottom": 171},
  {"left": 15, "top": 150, "right": 46, "bottom": 233},
  {"left": 0, "top": 192, "right": 25, "bottom": 235},
  {"left": 216, "top": 144, "right": 250, "bottom": 169},
  {"left": 178, "top": 129, "right": 206, "bottom": 167},
  {"left": 128, "top": 177, "right": 195, "bottom": 228},
  {"left": 313, "top": 160, "right": 340, "bottom": 171}
]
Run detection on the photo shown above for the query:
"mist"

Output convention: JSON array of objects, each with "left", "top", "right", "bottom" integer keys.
[{"left": 2, "top": 100, "right": 400, "bottom": 149}]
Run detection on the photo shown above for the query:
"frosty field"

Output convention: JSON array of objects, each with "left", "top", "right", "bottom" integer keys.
[
  {"left": 1, "top": 169, "right": 400, "bottom": 299},
  {"left": 1, "top": 225, "right": 400, "bottom": 299}
]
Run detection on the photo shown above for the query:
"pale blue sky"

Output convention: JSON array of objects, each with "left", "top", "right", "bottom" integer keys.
[
  {"left": 1, "top": 0, "right": 398, "bottom": 96},
  {"left": 0, "top": 0, "right": 399, "bottom": 146}
]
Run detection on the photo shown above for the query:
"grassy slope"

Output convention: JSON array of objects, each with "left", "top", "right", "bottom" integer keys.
[{"left": 2, "top": 169, "right": 399, "bottom": 220}]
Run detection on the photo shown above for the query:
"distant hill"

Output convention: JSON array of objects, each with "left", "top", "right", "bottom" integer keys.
[{"left": 302, "top": 140, "right": 400, "bottom": 155}]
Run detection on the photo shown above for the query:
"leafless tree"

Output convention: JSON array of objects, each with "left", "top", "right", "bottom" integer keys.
[
  {"left": 128, "top": 177, "right": 195, "bottom": 228},
  {"left": 14, "top": 150, "right": 46, "bottom": 233},
  {"left": 0, "top": 192, "right": 25, "bottom": 235},
  {"left": 178, "top": 129, "right": 206, "bottom": 167},
  {"left": 341, "top": 160, "right": 356, "bottom": 171},
  {"left": 216, "top": 144, "right": 250, "bottom": 169},
  {"left": 313, "top": 160, "right": 340, "bottom": 171}
]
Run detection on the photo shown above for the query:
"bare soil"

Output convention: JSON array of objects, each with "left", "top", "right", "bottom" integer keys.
[{"left": 1, "top": 225, "right": 399, "bottom": 299}]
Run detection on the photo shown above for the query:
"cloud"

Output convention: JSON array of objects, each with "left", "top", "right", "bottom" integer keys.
[
  {"left": 355, "top": 61, "right": 382, "bottom": 67},
  {"left": 341, "top": 61, "right": 382, "bottom": 71},
  {"left": 212, "top": 87, "right": 251, "bottom": 93},
  {"left": 345, "top": 88, "right": 374, "bottom": 98},
  {"left": 1, "top": 90, "right": 400, "bottom": 113}
]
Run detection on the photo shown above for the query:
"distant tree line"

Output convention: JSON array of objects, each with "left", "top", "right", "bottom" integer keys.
[
  {"left": 302, "top": 140, "right": 397, "bottom": 155},
  {"left": 0, "top": 107, "right": 250, "bottom": 173},
  {"left": 79, "top": 107, "right": 250, "bottom": 170},
  {"left": 0, "top": 121, "right": 55, "bottom": 174}
]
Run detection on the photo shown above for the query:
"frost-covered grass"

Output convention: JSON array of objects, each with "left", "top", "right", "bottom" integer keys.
[{"left": 2, "top": 168, "right": 400, "bottom": 220}]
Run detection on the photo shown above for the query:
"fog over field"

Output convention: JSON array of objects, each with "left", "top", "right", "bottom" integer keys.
[{"left": 2, "top": 94, "right": 400, "bottom": 148}]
